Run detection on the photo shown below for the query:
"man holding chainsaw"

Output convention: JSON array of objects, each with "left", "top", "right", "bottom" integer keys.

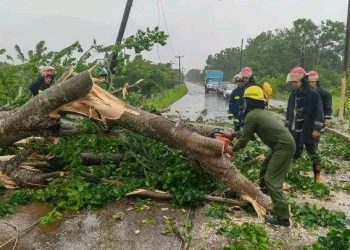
[{"left": 232, "top": 86, "right": 296, "bottom": 227}]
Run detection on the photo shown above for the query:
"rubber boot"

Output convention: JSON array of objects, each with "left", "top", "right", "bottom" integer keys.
[
  {"left": 313, "top": 164, "right": 322, "bottom": 183},
  {"left": 265, "top": 214, "right": 290, "bottom": 227}
]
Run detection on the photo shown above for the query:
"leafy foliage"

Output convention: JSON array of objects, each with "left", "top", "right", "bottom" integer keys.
[
  {"left": 0, "top": 190, "right": 34, "bottom": 216},
  {"left": 0, "top": 27, "right": 173, "bottom": 106},
  {"left": 185, "top": 69, "right": 202, "bottom": 83},
  {"left": 204, "top": 203, "right": 227, "bottom": 219},
  {"left": 288, "top": 158, "right": 331, "bottom": 198},
  {"left": 115, "top": 55, "right": 179, "bottom": 96},
  {"left": 304, "top": 229, "right": 350, "bottom": 250},
  {"left": 204, "top": 18, "right": 345, "bottom": 94},
  {"left": 292, "top": 203, "right": 347, "bottom": 229},
  {"left": 21, "top": 125, "right": 223, "bottom": 215},
  {"left": 217, "top": 221, "right": 271, "bottom": 250}
]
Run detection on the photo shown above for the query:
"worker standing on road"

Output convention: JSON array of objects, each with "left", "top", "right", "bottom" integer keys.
[
  {"left": 308, "top": 71, "right": 332, "bottom": 127},
  {"left": 285, "top": 67, "right": 324, "bottom": 183},
  {"left": 228, "top": 73, "right": 245, "bottom": 131},
  {"left": 228, "top": 66, "right": 256, "bottom": 131},
  {"left": 233, "top": 86, "right": 295, "bottom": 227}
]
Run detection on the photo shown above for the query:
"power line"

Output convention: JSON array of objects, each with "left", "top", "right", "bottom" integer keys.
[
  {"left": 155, "top": 0, "right": 162, "bottom": 63},
  {"left": 159, "top": 0, "right": 175, "bottom": 58}
]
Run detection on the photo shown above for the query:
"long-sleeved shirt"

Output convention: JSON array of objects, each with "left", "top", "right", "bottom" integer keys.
[
  {"left": 286, "top": 83, "right": 324, "bottom": 132},
  {"left": 234, "top": 108, "right": 295, "bottom": 151},
  {"left": 29, "top": 76, "right": 51, "bottom": 96}
]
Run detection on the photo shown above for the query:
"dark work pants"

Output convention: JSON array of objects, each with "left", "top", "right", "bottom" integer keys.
[
  {"left": 293, "top": 142, "right": 321, "bottom": 166},
  {"left": 260, "top": 142, "right": 296, "bottom": 219},
  {"left": 292, "top": 128, "right": 321, "bottom": 167}
]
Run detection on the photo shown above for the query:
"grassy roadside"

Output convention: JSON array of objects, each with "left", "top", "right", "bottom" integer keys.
[
  {"left": 329, "top": 95, "right": 350, "bottom": 119},
  {"left": 145, "top": 83, "right": 188, "bottom": 109}
]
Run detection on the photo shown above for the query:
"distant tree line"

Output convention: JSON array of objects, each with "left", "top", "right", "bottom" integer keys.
[{"left": 187, "top": 18, "right": 345, "bottom": 95}]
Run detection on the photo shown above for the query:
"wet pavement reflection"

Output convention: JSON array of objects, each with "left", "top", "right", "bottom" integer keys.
[{"left": 165, "top": 82, "right": 287, "bottom": 121}]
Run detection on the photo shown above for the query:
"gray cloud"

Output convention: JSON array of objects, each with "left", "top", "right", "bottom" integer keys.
[{"left": 0, "top": 0, "right": 347, "bottom": 70}]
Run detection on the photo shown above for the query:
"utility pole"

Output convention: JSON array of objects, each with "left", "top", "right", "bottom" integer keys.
[
  {"left": 239, "top": 38, "right": 243, "bottom": 70},
  {"left": 109, "top": 0, "right": 134, "bottom": 76},
  {"left": 339, "top": 0, "right": 350, "bottom": 122},
  {"left": 301, "top": 46, "right": 305, "bottom": 68},
  {"left": 175, "top": 56, "right": 184, "bottom": 84}
]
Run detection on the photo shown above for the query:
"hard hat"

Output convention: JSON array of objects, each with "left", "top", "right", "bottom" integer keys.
[
  {"left": 243, "top": 86, "right": 265, "bottom": 101},
  {"left": 286, "top": 66, "right": 306, "bottom": 83},
  {"left": 262, "top": 81, "right": 273, "bottom": 100},
  {"left": 308, "top": 70, "right": 319, "bottom": 82},
  {"left": 240, "top": 67, "right": 253, "bottom": 78}
]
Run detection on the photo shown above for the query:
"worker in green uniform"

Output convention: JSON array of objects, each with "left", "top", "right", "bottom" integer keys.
[{"left": 233, "top": 86, "right": 296, "bottom": 227}]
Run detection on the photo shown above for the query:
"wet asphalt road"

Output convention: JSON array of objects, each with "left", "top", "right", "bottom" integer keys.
[{"left": 165, "top": 82, "right": 287, "bottom": 121}]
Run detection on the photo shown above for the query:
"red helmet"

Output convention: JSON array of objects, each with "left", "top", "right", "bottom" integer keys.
[
  {"left": 308, "top": 70, "right": 319, "bottom": 82},
  {"left": 240, "top": 67, "right": 253, "bottom": 78},
  {"left": 286, "top": 66, "right": 306, "bottom": 82}
]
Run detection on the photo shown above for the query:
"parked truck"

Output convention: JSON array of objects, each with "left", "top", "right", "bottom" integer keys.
[{"left": 204, "top": 70, "right": 224, "bottom": 93}]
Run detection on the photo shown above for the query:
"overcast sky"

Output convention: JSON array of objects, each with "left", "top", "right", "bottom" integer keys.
[{"left": 0, "top": 0, "right": 348, "bottom": 71}]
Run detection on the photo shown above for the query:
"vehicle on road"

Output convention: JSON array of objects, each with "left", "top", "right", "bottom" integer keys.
[
  {"left": 223, "top": 83, "right": 237, "bottom": 100},
  {"left": 206, "top": 81, "right": 220, "bottom": 93},
  {"left": 204, "top": 70, "right": 224, "bottom": 93},
  {"left": 216, "top": 81, "right": 229, "bottom": 96}
]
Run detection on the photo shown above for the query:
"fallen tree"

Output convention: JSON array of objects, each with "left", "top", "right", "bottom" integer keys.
[
  {"left": 0, "top": 70, "right": 93, "bottom": 146},
  {"left": 0, "top": 71, "right": 273, "bottom": 211}
]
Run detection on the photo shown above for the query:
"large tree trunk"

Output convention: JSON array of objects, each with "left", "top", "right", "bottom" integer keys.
[
  {"left": 0, "top": 71, "right": 92, "bottom": 186},
  {"left": 0, "top": 70, "right": 93, "bottom": 146},
  {"left": 107, "top": 106, "right": 273, "bottom": 210},
  {"left": 110, "top": 110, "right": 225, "bottom": 158},
  {"left": 53, "top": 83, "right": 272, "bottom": 209},
  {"left": 0, "top": 72, "right": 273, "bottom": 210}
]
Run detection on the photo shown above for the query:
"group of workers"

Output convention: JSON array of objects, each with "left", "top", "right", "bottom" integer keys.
[
  {"left": 228, "top": 66, "right": 332, "bottom": 227},
  {"left": 30, "top": 64, "right": 332, "bottom": 227}
]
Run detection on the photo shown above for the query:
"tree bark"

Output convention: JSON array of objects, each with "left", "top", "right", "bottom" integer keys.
[
  {"left": 50, "top": 83, "right": 273, "bottom": 210},
  {"left": 188, "top": 123, "right": 234, "bottom": 137},
  {"left": 106, "top": 107, "right": 273, "bottom": 210},
  {"left": 109, "top": 109, "right": 224, "bottom": 158},
  {"left": 126, "top": 189, "right": 248, "bottom": 206},
  {"left": 193, "top": 154, "right": 273, "bottom": 210},
  {"left": 0, "top": 75, "right": 273, "bottom": 209},
  {"left": 80, "top": 152, "right": 124, "bottom": 165},
  {"left": 0, "top": 70, "right": 93, "bottom": 147}
]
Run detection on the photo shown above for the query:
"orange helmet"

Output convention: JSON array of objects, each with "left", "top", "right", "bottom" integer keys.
[
  {"left": 240, "top": 67, "right": 253, "bottom": 78},
  {"left": 308, "top": 70, "right": 319, "bottom": 82},
  {"left": 286, "top": 66, "right": 306, "bottom": 82}
]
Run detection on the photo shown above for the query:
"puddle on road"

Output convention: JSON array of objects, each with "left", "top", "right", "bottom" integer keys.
[
  {"left": 165, "top": 82, "right": 287, "bottom": 122},
  {"left": 165, "top": 82, "right": 230, "bottom": 121}
]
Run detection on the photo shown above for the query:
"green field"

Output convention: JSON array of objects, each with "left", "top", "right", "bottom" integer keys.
[{"left": 145, "top": 84, "right": 188, "bottom": 109}]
